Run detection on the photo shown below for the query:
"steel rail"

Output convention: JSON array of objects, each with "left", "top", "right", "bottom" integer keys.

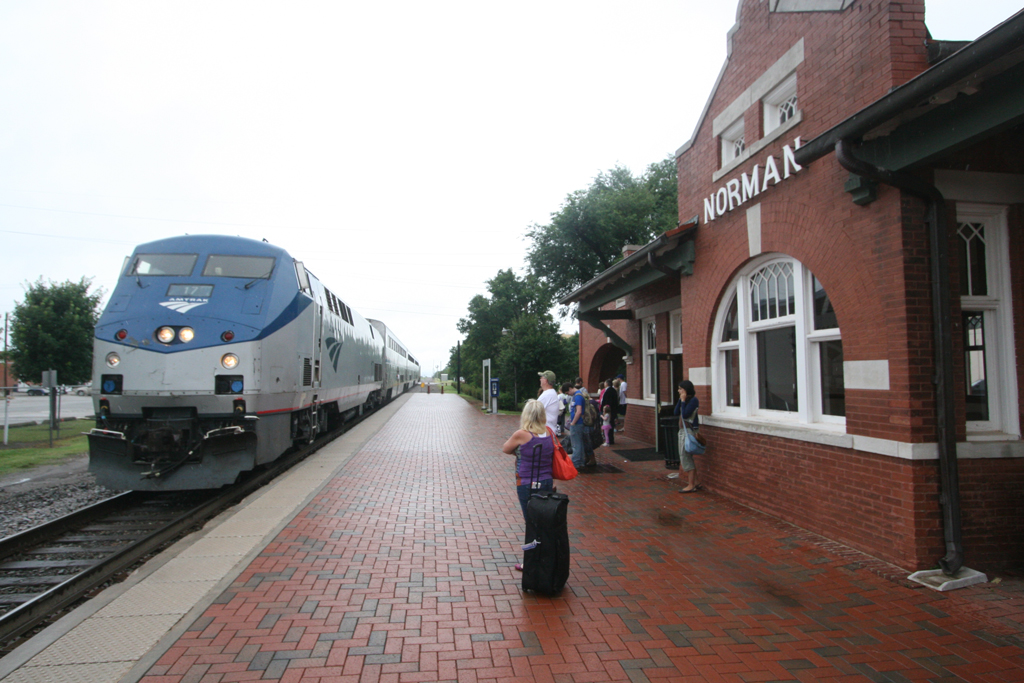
[{"left": 0, "top": 491, "right": 143, "bottom": 564}]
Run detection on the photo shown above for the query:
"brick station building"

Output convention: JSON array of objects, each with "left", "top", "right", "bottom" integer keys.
[{"left": 563, "top": 1, "right": 1024, "bottom": 573}]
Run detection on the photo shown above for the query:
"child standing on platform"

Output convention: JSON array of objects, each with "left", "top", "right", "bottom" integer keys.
[{"left": 601, "top": 404, "right": 613, "bottom": 446}]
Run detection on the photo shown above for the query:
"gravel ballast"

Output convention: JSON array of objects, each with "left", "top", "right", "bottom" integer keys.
[{"left": 0, "top": 455, "right": 122, "bottom": 539}]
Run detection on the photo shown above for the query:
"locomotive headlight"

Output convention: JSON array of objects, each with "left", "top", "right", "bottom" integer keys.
[
  {"left": 105, "top": 352, "right": 121, "bottom": 368},
  {"left": 178, "top": 327, "right": 195, "bottom": 343},
  {"left": 156, "top": 326, "right": 175, "bottom": 344},
  {"left": 221, "top": 353, "right": 239, "bottom": 369}
]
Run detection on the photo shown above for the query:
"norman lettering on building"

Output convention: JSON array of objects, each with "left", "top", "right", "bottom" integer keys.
[{"left": 703, "top": 138, "right": 802, "bottom": 223}]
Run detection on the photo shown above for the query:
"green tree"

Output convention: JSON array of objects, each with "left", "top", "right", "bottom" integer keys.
[
  {"left": 446, "top": 269, "right": 576, "bottom": 406},
  {"left": 495, "top": 314, "right": 577, "bottom": 409},
  {"left": 526, "top": 157, "right": 678, "bottom": 307},
  {"left": 9, "top": 278, "right": 103, "bottom": 385}
]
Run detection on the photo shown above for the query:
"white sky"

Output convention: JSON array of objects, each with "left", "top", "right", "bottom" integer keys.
[{"left": 1, "top": 1, "right": 1020, "bottom": 377}]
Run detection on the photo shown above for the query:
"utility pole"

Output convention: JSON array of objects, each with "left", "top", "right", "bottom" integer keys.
[{"left": 3, "top": 312, "right": 8, "bottom": 446}]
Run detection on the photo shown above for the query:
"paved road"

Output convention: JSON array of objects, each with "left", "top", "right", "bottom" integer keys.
[{"left": 1, "top": 394, "right": 94, "bottom": 426}]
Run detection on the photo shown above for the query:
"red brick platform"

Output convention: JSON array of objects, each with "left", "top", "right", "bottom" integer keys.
[{"left": 141, "top": 394, "right": 1024, "bottom": 682}]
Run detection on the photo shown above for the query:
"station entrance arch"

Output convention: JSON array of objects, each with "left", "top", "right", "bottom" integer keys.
[{"left": 589, "top": 343, "right": 626, "bottom": 390}]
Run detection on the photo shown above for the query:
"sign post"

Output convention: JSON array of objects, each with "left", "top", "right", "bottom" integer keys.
[
  {"left": 481, "top": 359, "right": 491, "bottom": 412},
  {"left": 2, "top": 312, "right": 8, "bottom": 446},
  {"left": 42, "top": 369, "right": 57, "bottom": 447}
]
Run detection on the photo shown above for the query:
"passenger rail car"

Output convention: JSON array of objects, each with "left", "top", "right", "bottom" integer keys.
[{"left": 88, "top": 235, "right": 420, "bottom": 490}]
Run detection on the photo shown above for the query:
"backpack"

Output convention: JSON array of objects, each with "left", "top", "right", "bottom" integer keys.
[{"left": 583, "top": 399, "right": 598, "bottom": 427}]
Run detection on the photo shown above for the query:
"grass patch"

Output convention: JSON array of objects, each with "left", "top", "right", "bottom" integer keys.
[
  {"left": 0, "top": 419, "right": 91, "bottom": 476},
  {"left": 3, "top": 419, "right": 90, "bottom": 445},
  {"left": 437, "top": 384, "right": 520, "bottom": 415}
]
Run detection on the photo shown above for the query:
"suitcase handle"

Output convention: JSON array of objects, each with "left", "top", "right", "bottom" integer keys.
[{"left": 529, "top": 442, "right": 542, "bottom": 485}]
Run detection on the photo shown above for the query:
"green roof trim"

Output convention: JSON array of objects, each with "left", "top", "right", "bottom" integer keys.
[{"left": 560, "top": 224, "right": 697, "bottom": 312}]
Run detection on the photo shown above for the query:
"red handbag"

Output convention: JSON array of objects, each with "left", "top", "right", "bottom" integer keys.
[{"left": 547, "top": 427, "right": 578, "bottom": 481}]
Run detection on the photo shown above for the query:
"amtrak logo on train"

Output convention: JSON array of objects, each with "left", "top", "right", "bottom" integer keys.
[
  {"left": 325, "top": 337, "right": 343, "bottom": 372},
  {"left": 160, "top": 298, "right": 208, "bottom": 314}
]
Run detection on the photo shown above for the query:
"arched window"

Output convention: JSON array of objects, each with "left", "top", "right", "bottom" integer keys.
[{"left": 712, "top": 256, "right": 844, "bottom": 426}]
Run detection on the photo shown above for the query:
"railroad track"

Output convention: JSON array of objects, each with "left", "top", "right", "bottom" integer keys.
[{"left": 0, "top": 405, "right": 368, "bottom": 654}]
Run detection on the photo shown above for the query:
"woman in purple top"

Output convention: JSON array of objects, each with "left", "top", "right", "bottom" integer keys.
[{"left": 502, "top": 399, "right": 554, "bottom": 521}]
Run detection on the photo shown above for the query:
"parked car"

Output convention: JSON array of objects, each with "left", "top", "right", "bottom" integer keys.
[
  {"left": 26, "top": 386, "right": 48, "bottom": 396},
  {"left": 74, "top": 382, "right": 92, "bottom": 396}
]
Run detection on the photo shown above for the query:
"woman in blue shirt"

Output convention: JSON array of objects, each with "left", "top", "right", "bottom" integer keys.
[{"left": 675, "top": 380, "right": 701, "bottom": 493}]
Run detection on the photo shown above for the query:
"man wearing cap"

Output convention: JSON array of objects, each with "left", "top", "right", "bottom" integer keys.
[{"left": 537, "top": 371, "right": 560, "bottom": 433}]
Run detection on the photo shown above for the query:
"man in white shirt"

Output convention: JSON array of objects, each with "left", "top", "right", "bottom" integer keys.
[{"left": 537, "top": 371, "right": 560, "bottom": 433}]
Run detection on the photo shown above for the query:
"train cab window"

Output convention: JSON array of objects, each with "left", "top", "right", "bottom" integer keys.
[
  {"left": 202, "top": 255, "right": 275, "bottom": 279},
  {"left": 128, "top": 254, "right": 198, "bottom": 276}
]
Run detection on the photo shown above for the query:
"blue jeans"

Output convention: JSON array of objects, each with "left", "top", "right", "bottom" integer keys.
[
  {"left": 569, "top": 423, "right": 586, "bottom": 469},
  {"left": 517, "top": 478, "right": 553, "bottom": 520}
]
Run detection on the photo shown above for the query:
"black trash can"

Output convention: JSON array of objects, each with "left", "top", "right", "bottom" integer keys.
[{"left": 659, "top": 416, "right": 680, "bottom": 469}]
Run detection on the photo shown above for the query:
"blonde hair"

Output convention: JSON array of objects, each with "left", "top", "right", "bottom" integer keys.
[{"left": 520, "top": 399, "right": 548, "bottom": 436}]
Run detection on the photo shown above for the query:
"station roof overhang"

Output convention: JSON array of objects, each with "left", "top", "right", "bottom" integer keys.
[
  {"left": 560, "top": 220, "right": 697, "bottom": 314},
  {"left": 559, "top": 221, "right": 697, "bottom": 353},
  {"left": 794, "top": 10, "right": 1024, "bottom": 174}
]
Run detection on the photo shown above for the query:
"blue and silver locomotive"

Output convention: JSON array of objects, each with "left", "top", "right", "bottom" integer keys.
[{"left": 88, "top": 235, "right": 419, "bottom": 490}]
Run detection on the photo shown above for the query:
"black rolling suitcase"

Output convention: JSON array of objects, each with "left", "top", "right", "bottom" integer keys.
[{"left": 522, "top": 490, "right": 570, "bottom": 594}]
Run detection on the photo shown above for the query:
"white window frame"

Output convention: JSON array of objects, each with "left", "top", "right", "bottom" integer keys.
[
  {"left": 958, "top": 204, "right": 1019, "bottom": 438},
  {"left": 642, "top": 316, "right": 657, "bottom": 401},
  {"left": 717, "top": 295, "right": 742, "bottom": 415},
  {"left": 711, "top": 254, "right": 845, "bottom": 428},
  {"left": 669, "top": 310, "right": 682, "bottom": 354},
  {"left": 805, "top": 270, "right": 844, "bottom": 426},
  {"left": 763, "top": 73, "right": 798, "bottom": 135},
  {"left": 720, "top": 118, "right": 745, "bottom": 167}
]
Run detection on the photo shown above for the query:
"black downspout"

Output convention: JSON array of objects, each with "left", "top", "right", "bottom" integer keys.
[{"left": 835, "top": 139, "right": 963, "bottom": 575}]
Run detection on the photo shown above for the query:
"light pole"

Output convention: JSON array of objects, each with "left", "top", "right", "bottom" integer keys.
[
  {"left": 2, "top": 312, "right": 8, "bottom": 446},
  {"left": 2, "top": 313, "right": 9, "bottom": 446}
]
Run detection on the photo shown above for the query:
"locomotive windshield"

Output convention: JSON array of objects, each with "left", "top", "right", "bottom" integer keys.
[
  {"left": 128, "top": 253, "right": 198, "bottom": 276},
  {"left": 202, "top": 255, "right": 275, "bottom": 279}
]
